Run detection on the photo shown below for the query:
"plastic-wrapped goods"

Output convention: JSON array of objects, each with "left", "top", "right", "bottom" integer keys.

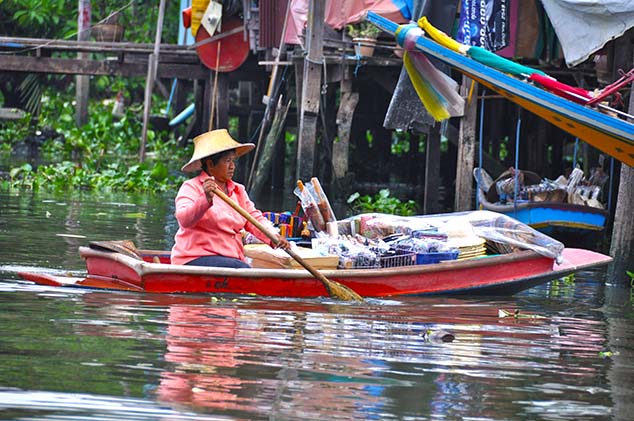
[
  {"left": 312, "top": 237, "right": 381, "bottom": 269},
  {"left": 310, "top": 177, "right": 337, "bottom": 224},
  {"left": 294, "top": 180, "right": 326, "bottom": 232},
  {"left": 357, "top": 214, "right": 435, "bottom": 239},
  {"left": 566, "top": 167, "right": 584, "bottom": 192}
]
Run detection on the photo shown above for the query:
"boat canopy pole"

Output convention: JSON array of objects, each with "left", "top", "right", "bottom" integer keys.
[
  {"left": 476, "top": 89, "right": 486, "bottom": 209},
  {"left": 513, "top": 109, "right": 522, "bottom": 217}
]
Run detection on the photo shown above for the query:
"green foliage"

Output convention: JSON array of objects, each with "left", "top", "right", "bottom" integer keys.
[
  {"left": 548, "top": 273, "right": 576, "bottom": 297},
  {"left": 2, "top": 0, "right": 75, "bottom": 37},
  {"left": 347, "top": 189, "right": 418, "bottom": 216},
  {"left": 391, "top": 131, "right": 410, "bottom": 156},
  {"left": 4, "top": 91, "right": 189, "bottom": 193},
  {"left": 347, "top": 22, "right": 382, "bottom": 39}
]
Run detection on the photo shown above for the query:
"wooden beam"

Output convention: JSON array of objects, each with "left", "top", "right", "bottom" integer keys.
[
  {"left": 454, "top": 76, "right": 478, "bottom": 211},
  {"left": 0, "top": 55, "right": 209, "bottom": 79},
  {"left": 296, "top": 0, "right": 325, "bottom": 181},
  {"left": 0, "top": 36, "right": 197, "bottom": 55}
]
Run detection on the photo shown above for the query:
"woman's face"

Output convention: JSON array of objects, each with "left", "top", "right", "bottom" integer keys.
[{"left": 207, "top": 151, "right": 237, "bottom": 184}]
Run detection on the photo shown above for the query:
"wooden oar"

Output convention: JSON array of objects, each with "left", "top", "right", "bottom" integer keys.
[{"left": 212, "top": 188, "right": 364, "bottom": 302}]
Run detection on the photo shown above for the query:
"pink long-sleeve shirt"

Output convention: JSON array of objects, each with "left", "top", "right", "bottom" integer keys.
[{"left": 171, "top": 172, "right": 272, "bottom": 265}]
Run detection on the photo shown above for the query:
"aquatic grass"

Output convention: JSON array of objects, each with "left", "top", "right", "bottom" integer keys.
[
  {"left": 2, "top": 92, "right": 190, "bottom": 193},
  {"left": 347, "top": 188, "right": 419, "bottom": 216}
]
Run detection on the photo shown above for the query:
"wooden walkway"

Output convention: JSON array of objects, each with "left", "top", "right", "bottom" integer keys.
[{"left": 0, "top": 36, "right": 208, "bottom": 79}]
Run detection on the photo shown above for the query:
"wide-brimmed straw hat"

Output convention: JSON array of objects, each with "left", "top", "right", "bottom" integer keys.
[{"left": 181, "top": 129, "right": 255, "bottom": 173}]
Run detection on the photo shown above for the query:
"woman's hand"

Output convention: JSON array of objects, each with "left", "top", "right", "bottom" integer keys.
[
  {"left": 275, "top": 236, "right": 291, "bottom": 251},
  {"left": 202, "top": 178, "right": 217, "bottom": 204}
]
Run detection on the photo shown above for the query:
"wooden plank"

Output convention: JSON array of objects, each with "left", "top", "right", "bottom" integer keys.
[
  {"left": 454, "top": 76, "right": 477, "bottom": 211},
  {"left": 0, "top": 55, "right": 209, "bottom": 79},
  {"left": 296, "top": 0, "right": 325, "bottom": 181}
]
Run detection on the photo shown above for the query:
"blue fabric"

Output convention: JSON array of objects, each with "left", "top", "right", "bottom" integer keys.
[
  {"left": 186, "top": 255, "right": 251, "bottom": 269},
  {"left": 392, "top": 0, "right": 414, "bottom": 21}
]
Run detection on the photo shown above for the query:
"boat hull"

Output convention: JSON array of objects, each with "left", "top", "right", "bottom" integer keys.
[
  {"left": 475, "top": 189, "right": 608, "bottom": 235},
  {"left": 18, "top": 247, "right": 612, "bottom": 298}
]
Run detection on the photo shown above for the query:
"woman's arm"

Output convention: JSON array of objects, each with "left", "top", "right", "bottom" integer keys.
[{"left": 174, "top": 182, "right": 213, "bottom": 228}]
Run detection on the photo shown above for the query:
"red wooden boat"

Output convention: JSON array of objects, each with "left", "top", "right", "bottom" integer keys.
[{"left": 18, "top": 246, "right": 611, "bottom": 298}]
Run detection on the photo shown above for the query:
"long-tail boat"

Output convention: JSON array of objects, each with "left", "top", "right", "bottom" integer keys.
[
  {"left": 18, "top": 211, "right": 611, "bottom": 298},
  {"left": 366, "top": 12, "right": 634, "bottom": 167}
]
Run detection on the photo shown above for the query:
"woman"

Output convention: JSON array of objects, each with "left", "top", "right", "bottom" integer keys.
[{"left": 171, "top": 129, "right": 290, "bottom": 268}]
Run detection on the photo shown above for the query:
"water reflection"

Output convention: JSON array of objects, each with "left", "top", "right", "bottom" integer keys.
[
  {"left": 39, "top": 290, "right": 621, "bottom": 420},
  {"left": 0, "top": 189, "right": 177, "bottom": 271}
]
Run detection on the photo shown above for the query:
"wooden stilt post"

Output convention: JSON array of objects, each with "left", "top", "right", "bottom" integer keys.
[
  {"left": 423, "top": 124, "right": 441, "bottom": 214},
  {"left": 217, "top": 73, "right": 229, "bottom": 130},
  {"left": 609, "top": 165, "right": 634, "bottom": 284},
  {"left": 333, "top": 66, "right": 358, "bottom": 182},
  {"left": 608, "top": 33, "right": 634, "bottom": 285},
  {"left": 139, "top": 0, "right": 167, "bottom": 162},
  {"left": 296, "top": 0, "right": 325, "bottom": 181},
  {"left": 75, "top": 0, "right": 91, "bottom": 126},
  {"left": 454, "top": 76, "right": 478, "bottom": 211}
]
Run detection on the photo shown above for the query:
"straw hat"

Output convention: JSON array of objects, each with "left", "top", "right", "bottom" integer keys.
[
  {"left": 181, "top": 129, "right": 255, "bottom": 173},
  {"left": 89, "top": 240, "right": 142, "bottom": 260}
]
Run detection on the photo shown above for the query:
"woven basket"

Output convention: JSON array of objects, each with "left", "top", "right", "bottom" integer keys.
[{"left": 92, "top": 24, "right": 124, "bottom": 42}]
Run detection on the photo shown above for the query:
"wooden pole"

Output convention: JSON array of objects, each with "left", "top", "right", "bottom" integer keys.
[
  {"left": 608, "top": 32, "right": 634, "bottom": 285},
  {"left": 75, "top": 0, "right": 91, "bottom": 126},
  {"left": 139, "top": 0, "right": 167, "bottom": 162},
  {"left": 296, "top": 0, "right": 325, "bottom": 182},
  {"left": 609, "top": 165, "right": 634, "bottom": 284},
  {"left": 333, "top": 66, "right": 358, "bottom": 182},
  {"left": 423, "top": 124, "right": 441, "bottom": 214},
  {"left": 454, "top": 76, "right": 478, "bottom": 211}
]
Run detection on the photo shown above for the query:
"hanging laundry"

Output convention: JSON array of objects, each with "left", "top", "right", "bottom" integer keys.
[{"left": 456, "top": 0, "right": 510, "bottom": 51}]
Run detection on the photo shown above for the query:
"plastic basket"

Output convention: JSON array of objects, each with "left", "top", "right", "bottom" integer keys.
[
  {"left": 379, "top": 251, "right": 416, "bottom": 268},
  {"left": 415, "top": 250, "right": 459, "bottom": 265}
]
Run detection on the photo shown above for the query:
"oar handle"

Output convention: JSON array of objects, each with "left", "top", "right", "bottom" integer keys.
[
  {"left": 212, "top": 187, "right": 364, "bottom": 302},
  {"left": 212, "top": 188, "right": 281, "bottom": 246}
]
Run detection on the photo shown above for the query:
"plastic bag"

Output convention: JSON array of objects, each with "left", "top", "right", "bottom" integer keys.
[
  {"left": 309, "top": 177, "right": 336, "bottom": 224},
  {"left": 294, "top": 180, "right": 325, "bottom": 232}
]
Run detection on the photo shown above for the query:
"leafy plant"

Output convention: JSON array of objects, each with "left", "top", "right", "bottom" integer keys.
[
  {"left": 347, "top": 189, "right": 418, "bottom": 216},
  {"left": 346, "top": 21, "right": 382, "bottom": 39},
  {"left": 4, "top": 90, "right": 189, "bottom": 193}
]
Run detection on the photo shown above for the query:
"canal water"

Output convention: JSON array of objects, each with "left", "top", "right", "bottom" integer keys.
[{"left": 0, "top": 188, "right": 633, "bottom": 420}]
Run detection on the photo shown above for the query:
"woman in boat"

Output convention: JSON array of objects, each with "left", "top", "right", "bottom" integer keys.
[{"left": 172, "top": 129, "right": 290, "bottom": 268}]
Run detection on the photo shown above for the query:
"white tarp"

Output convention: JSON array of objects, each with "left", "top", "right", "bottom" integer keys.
[{"left": 540, "top": 0, "right": 634, "bottom": 66}]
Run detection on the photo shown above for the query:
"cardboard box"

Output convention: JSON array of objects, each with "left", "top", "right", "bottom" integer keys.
[{"left": 244, "top": 244, "right": 339, "bottom": 270}]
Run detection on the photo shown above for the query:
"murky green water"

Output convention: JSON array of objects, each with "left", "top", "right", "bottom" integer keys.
[{"left": 1, "top": 188, "right": 633, "bottom": 420}]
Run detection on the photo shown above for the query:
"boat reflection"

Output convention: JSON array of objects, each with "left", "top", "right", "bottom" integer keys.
[{"left": 71, "top": 291, "right": 607, "bottom": 417}]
